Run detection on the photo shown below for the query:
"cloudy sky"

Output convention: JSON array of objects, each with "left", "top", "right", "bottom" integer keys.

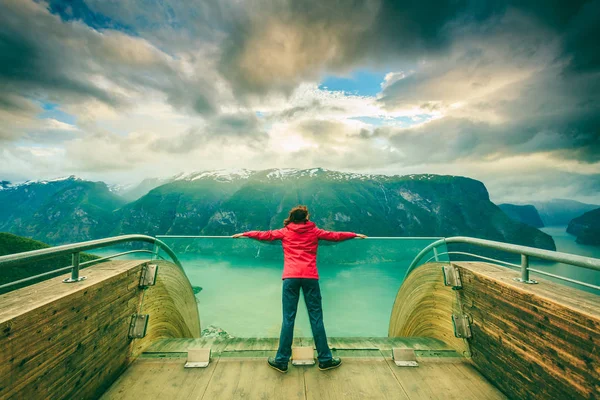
[{"left": 1, "top": 0, "right": 599, "bottom": 203}]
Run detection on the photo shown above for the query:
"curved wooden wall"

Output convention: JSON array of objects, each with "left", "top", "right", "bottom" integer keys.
[
  {"left": 388, "top": 262, "right": 469, "bottom": 356},
  {"left": 131, "top": 259, "right": 201, "bottom": 357},
  {"left": 0, "top": 258, "right": 200, "bottom": 400}
]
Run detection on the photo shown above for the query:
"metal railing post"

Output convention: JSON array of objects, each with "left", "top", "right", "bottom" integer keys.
[
  {"left": 514, "top": 254, "right": 537, "bottom": 284},
  {"left": 521, "top": 254, "right": 529, "bottom": 281},
  {"left": 433, "top": 247, "right": 439, "bottom": 262},
  {"left": 63, "top": 252, "right": 86, "bottom": 283}
]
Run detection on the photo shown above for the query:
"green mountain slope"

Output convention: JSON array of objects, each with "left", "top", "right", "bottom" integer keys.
[
  {"left": 0, "top": 170, "right": 556, "bottom": 251},
  {"left": 567, "top": 208, "right": 600, "bottom": 246},
  {"left": 0, "top": 233, "right": 96, "bottom": 293},
  {"left": 0, "top": 177, "right": 126, "bottom": 244},
  {"left": 115, "top": 169, "right": 555, "bottom": 250}
]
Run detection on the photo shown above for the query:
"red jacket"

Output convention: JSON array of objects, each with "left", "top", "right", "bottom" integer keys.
[{"left": 243, "top": 221, "right": 357, "bottom": 279}]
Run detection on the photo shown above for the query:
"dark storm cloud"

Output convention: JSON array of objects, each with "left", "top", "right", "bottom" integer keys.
[
  {"left": 0, "top": 1, "right": 122, "bottom": 107},
  {"left": 380, "top": 108, "right": 600, "bottom": 165},
  {"left": 0, "top": 0, "right": 219, "bottom": 128},
  {"left": 217, "top": 0, "right": 600, "bottom": 95}
]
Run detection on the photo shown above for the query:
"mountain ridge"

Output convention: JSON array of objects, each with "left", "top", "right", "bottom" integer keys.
[
  {"left": 0, "top": 170, "right": 555, "bottom": 251},
  {"left": 498, "top": 204, "right": 544, "bottom": 228},
  {"left": 567, "top": 208, "right": 600, "bottom": 246}
]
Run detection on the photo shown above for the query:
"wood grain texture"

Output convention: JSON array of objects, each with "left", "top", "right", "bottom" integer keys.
[
  {"left": 453, "top": 262, "right": 600, "bottom": 400},
  {"left": 143, "top": 337, "right": 452, "bottom": 356},
  {"left": 102, "top": 337, "right": 503, "bottom": 400},
  {"left": 383, "top": 359, "right": 506, "bottom": 400},
  {"left": 130, "top": 260, "right": 201, "bottom": 358},
  {"left": 0, "top": 260, "right": 144, "bottom": 400},
  {"left": 304, "top": 357, "right": 408, "bottom": 400},
  {"left": 203, "top": 358, "right": 305, "bottom": 399},
  {"left": 388, "top": 262, "right": 469, "bottom": 356},
  {"left": 0, "top": 259, "right": 201, "bottom": 400},
  {"left": 101, "top": 358, "right": 217, "bottom": 400}
]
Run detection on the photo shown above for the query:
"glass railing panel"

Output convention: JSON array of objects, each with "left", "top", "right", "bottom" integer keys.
[{"left": 156, "top": 237, "right": 446, "bottom": 338}]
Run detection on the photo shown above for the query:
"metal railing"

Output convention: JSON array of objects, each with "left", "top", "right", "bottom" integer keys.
[
  {"left": 156, "top": 235, "right": 444, "bottom": 240},
  {"left": 0, "top": 235, "right": 182, "bottom": 291},
  {"left": 407, "top": 236, "right": 600, "bottom": 290},
  {"left": 1, "top": 234, "right": 598, "bottom": 293},
  {"left": 158, "top": 234, "right": 600, "bottom": 290}
]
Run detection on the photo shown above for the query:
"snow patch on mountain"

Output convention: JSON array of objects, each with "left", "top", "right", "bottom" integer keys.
[
  {"left": 175, "top": 169, "right": 255, "bottom": 183},
  {"left": 0, "top": 175, "right": 81, "bottom": 190}
]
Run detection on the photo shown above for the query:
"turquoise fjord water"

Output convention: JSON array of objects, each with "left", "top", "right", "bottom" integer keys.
[
  {"left": 93, "top": 230, "right": 599, "bottom": 338},
  {"left": 160, "top": 238, "right": 444, "bottom": 338},
  {"left": 532, "top": 226, "right": 600, "bottom": 291}
]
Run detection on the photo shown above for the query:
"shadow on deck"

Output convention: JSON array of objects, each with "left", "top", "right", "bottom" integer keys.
[{"left": 101, "top": 337, "right": 506, "bottom": 400}]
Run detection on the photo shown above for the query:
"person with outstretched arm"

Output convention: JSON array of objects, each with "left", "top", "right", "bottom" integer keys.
[{"left": 233, "top": 205, "right": 367, "bottom": 373}]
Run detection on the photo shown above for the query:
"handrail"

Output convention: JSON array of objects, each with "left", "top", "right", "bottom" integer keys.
[
  {"left": 0, "top": 249, "right": 163, "bottom": 291},
  {"left": 407, "top": 236, "right": 600, "bottom": 287},
  {"left": 424, "top": 251, "right": 521, "bottom": 270},
  {"left": 0, "top": 234, "right": 182, "bottom": 289},
  {"left": 156, "top": 235, "right": 444, "bottom": 240}
]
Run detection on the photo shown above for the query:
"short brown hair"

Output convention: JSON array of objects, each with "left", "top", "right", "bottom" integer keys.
[{"left": 284, "top": 205, "right": 309, "bottom": 226}]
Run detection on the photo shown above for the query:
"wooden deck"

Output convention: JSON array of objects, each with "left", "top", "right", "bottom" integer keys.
[{"left": 101, "top": 337, "right": 506, "bottom": 400}]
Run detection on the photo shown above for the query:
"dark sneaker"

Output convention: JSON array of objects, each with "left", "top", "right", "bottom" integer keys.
[
  {"left": 318, "top": 357, "right": 342, "bottom": 371},
  {"left": 267, "top": 357, "right": 288, "bottom": 373}
]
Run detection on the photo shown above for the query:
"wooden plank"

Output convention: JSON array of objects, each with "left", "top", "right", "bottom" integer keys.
[
  {"left": 143, "top": 337, "right": 455, "bottom": 357},
  {"left": 100, "top": 358, "right": 217, "bottom": 400},
  {"left": 454, "top": 262, "right": 600, "bottom": 400},
  {"left": 327, "top": 337, "right": 376, "bottom": 350},
  {"left": 201, "top": 358, "right": 305, "bottom": 399},
  {"left": 144, "top": 338, "right": 230, "bottom": 354},
  {"left": 304, "top": 356, "right": 407, "bottom": 400},
  {"left": 384, "top": 357, "right": 505, "bottom": 400},
  {"left": 221, "top": 337, "right": 279, "bottom": 351},
  {"left": 369, "top": 337, "right": 451, "bottom": 351},
  {"left": 449, "top": 363, "right": 508, "bottom": 399}
]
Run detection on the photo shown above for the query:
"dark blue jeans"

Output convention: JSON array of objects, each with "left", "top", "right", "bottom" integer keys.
[{"left": 275, "top": 278, "right": 333, "bottom": 364}]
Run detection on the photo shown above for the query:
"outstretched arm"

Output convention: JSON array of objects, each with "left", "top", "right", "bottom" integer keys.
[
  {"left": 316, "top": 229, "right": 366, "bottom": 242},
  {"left": 233, "top": 229, "right": 285, "bottom": 241}
]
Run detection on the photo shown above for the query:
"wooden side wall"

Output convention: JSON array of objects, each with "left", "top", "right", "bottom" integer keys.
[
  {"left": 389, "top": 261, "right": 600, "bottom": 400},
  {"left": 454, "top": 262, "right": 600, "bottom": 400},
  {"left": 0, "top": 259, "right": 200, "bottom": 400}
]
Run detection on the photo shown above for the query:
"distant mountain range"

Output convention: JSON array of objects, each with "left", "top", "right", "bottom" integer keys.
[
  {"left": 0, "top": 169, "right": 555, "bottom": 251},
  {"left": 0, "top": 176, "right": 125, "bottom": 244},
  {"left": 528, "top": 199, "right": 600, "bottom": 227},
  {"left": 567, "top": 208, "right": 600, "bottom": 246},
  {"left": 498, "top": 204, "right": 545, "bottom": 228}
]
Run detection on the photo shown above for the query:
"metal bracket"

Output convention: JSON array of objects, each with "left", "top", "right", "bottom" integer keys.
[
  {"left": 139, "top": 263, "right": 158, "bottom": 287},
  {"left": 291, "top": 346, "right": 316, "bottom": 366},
  {"left": 128, "top": 314, "right": 149, "bottom": 339},
  {"left": 392, "top": 348, "right": 419, "bottom": 367},
  {"left": 513, "top": 277, "right": 538, "bottom": 284},
  {"left": 185, "top": 348, "right": 211, "bottom": 368},
  {"left": 442, "top": 265, "right": 462, "bottom": 289},
  {"left": 63, "top": 276, "right": 86, "bottom": 283},
  {"left": 452, "top": 314, "right": 472, "bottom": 339}
]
